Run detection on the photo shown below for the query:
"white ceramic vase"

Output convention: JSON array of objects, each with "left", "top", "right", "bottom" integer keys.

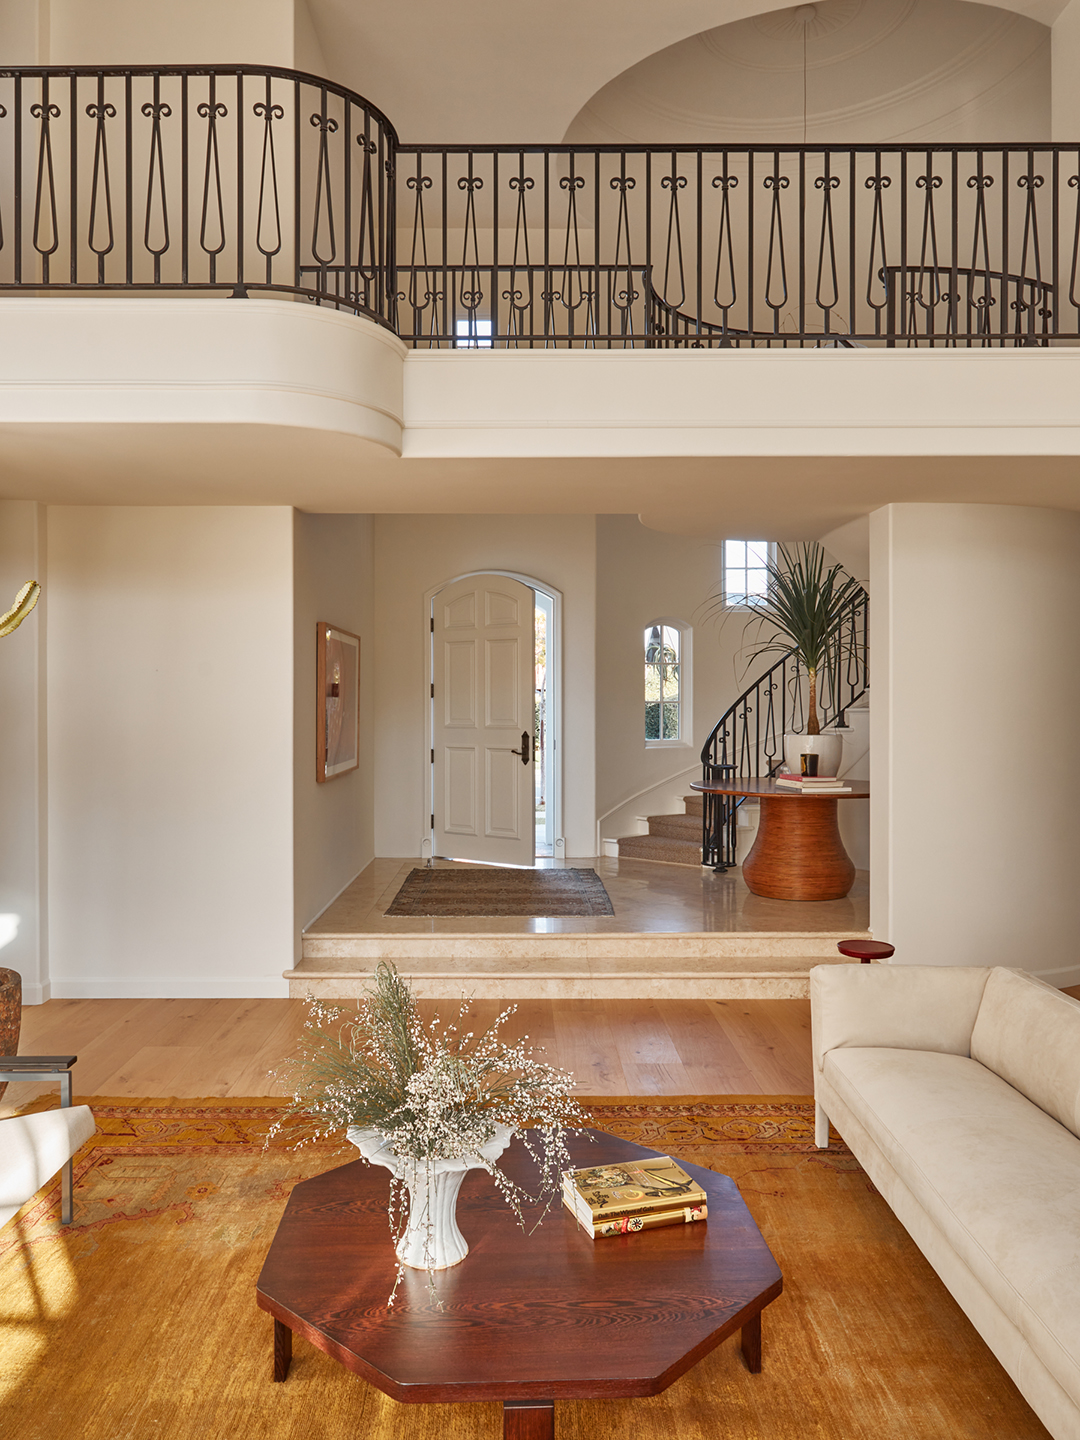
[
  {"left": 783, "top": 731, "right": 844, "bottom": 779},
  {"left": 347, "top": 1123, "right": 514, "bottom": 1270}
]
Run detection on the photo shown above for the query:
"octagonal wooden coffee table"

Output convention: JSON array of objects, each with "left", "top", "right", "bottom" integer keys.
[{"left": 257, "top": 1129, "right": 782, "bottom": 1439}]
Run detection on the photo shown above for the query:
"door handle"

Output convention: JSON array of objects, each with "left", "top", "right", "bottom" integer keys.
[{"left": 510, "top": 731, "right": 531, "bottom": 765}]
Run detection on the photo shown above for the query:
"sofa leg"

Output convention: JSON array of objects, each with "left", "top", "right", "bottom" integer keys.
[{"left": 815, "top": 1101, "right": 830, "bottom": 1149}]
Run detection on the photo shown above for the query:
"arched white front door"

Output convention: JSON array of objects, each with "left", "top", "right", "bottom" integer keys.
[{"left": 431, "top": 574, "right": 535, "bottom": 865}]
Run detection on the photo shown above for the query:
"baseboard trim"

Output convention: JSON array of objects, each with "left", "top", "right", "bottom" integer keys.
[
  {"left": 1034, "top": 962, "right": 1080, "bottom": 990},
  {"left": 20, "top": 981, "right": 51, "bottom": 1005},
  {"left": 49, "top": 977, "right": 290, "bottom": 1000}
]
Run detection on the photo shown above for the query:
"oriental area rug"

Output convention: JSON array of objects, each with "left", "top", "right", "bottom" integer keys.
[
  {"left": 0, "top": 1096, "right": 1050, "bottom": 1440},
  {"left": 384, "top": 866, "right": 615, "bottom": 917}
]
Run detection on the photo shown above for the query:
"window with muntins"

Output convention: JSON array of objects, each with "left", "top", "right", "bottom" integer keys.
[
  {"left": 722, "top": 540, "right": 772, "bottom": 607},
  {"left": 645, "top": 624, "right": 682, "bottom": 742}
]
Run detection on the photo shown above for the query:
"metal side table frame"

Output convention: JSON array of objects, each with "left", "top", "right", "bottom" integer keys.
[{"left": 0, "top": 1055, "right": 79, "bottom": 1222}]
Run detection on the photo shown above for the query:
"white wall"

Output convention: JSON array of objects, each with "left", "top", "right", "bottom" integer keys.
[
  {"left": 597, "top": 516, "right": 729, "bottom": 841},
  {"left": 0, "top": 503, "right": 48, "bottom": 1003},
  {"left": 293, "top": 513, "right": 374, "bottom": 946},
  {"left": 1053, "top": 0, "right": 1080, "bottom": 137},
  {"left": 870, "top": 502, "right": 1080, "bottom": 986},
  {"left": 44, "top": 0, "right": 295, "bottom": 66},
  {"left": 47, "top": 507, "right": 294, "bottom": 998},
  {"left": 373, "top": 514, "right": 597, "bottom": 857}
]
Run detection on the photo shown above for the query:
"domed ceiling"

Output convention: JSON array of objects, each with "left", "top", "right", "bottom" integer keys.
[{"left": 565, "top": 0, "right": 1049, "bottom": 144}]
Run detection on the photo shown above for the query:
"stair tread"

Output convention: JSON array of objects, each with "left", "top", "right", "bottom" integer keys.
[{"left": 617, "top": 834, "right": 702, "bottom": 867}]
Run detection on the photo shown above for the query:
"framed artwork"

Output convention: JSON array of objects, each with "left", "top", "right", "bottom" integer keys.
[{"left": 316, "top": 622, "right": 360, "bottom": 782}]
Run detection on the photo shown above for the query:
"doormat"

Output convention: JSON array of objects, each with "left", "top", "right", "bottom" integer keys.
[{"left": 384, "top": 866, "right": 615, "bottom": 917}]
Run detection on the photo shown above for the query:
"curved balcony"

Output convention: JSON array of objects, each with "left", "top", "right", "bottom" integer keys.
[{"left": 0, "top": 65, "right": 1077, "bottom": 348}]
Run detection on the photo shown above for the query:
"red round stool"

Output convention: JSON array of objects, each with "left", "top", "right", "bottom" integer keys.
[{"left": 837, "top": 940, "right": 895, "bottom": 964}]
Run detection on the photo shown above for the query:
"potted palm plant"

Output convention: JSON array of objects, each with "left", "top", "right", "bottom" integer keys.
[{"left": 730, "top": 542, "right": 862, "bottom": 777}]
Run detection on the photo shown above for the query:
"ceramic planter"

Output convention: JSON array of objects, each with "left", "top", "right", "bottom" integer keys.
[{"left": 347, "top": 1122, "right": 514, "bottom": 1270}]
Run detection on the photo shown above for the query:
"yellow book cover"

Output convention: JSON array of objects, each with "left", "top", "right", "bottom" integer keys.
[{"left": 563, "top": 1157, "right": 707, "bottom": 1221}]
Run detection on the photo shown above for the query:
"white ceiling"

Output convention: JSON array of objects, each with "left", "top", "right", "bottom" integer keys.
[
  {"left": 307, "top": 0, "right": 1068, "bottom": 142},
  {"left": 566, "top": 0, "right": 1050, "bottom": 144}
]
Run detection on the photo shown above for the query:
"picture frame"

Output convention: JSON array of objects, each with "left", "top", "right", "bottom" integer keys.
[{"left": 316, "top": 622, "right": 360, "bottom": 783}]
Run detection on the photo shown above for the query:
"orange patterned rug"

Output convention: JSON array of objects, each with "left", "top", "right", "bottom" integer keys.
[{"left": 0, "top": 1096, "right": 1050, "bottom": 1440}]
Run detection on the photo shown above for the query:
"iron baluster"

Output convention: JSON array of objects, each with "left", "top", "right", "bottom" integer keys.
[
  {"left": 86, "top": 96, "right": 117, "bottom": 281},
  {"left": 355, "top": 132, "right": 378, "bottom": 298},
  {"left": 864, "top": 171, "right": 891, "bottom": 320},
  {"left": 763, "top": 166, "right": 789, "bottom": 327},
  {"left": 30, "top": 94, "right": 61, "bottom": 278},
  {"left": 504, "top": 168, "right": 534, "bottom": 346},
  {"left": 309, "top": 102, "right": 338, "bottom": 267},
  {"left": 660, "top": 165, "right": 686, "bottom": 310},
  {"left": 142, "top": 95, "right": 171, "bottom": 279},
  {"left": 254, "top": 97, "right": 283, "bottom": 274},
  {"left": 1015, "top": 166, "right": 1044, "bottom": 341},
  {"left": 610, "top": 170, "right": 638, "bottom": 344},
  {"left": 914, "top": 168, "right": 943, "bottom": 336},
  {"left": 967, "top": 168, "right": 995, "bottom": 340},
  {"left": 714, "top": 169, "right": 743, "bottom": 322},
  {"left": 814, "top": 169, "right": 840, "bottom": 317},
  {"left": 197, "top": 91, "right": 228, "bottom": 275},
  {"left": 459, "top": 170, "right": 484, "bottom": 334},
  {"left": 0, "top": 102, "right": 7, "bottom": 254}
]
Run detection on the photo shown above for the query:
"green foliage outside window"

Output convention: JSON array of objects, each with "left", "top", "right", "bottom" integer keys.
[{"left": 645, "top": 625, "right": 680, "bottom": 741}]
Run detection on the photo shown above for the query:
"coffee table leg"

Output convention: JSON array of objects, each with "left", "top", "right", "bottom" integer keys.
[
  {"left": 273, "top": 1318, "right": 292, "bottom": 1382},
  {"left": 741, "top": 1311, "right": 762, "bottom": 1373},
  {"left": 503, "top": 1399, "right": 554, "bottom": 1440}
]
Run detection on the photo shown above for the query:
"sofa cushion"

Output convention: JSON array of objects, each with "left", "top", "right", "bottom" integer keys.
[
  {"left": 970, "top": 968, "right": 1080, "bottom": 1139},
  {"left": 811, "top": 964, "right": 990, "bottom": 1071},
  {"left": 823, "top": 1046, "right": 1080, "bottom": 1406}
]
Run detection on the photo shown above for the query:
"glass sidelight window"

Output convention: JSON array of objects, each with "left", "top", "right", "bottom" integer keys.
[{"left": 645, "top": 623, "right": 682, "bottom": 742}]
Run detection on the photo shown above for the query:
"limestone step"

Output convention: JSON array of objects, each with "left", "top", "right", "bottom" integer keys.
[
  {"left": 301, "top": 930, "right": 866, "bottom": 961},
  {"left": 286, "top": 950, "right": 865, "bottom": 1001},
  {"left": 617, "top": 833, "right": 701, "bottom": 866}
]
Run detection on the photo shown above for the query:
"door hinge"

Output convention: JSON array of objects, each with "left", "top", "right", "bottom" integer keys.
[
  {"left": 430, "top": 616, "right": 434, "bottom": 633},
  {"left": 430, "top": 813, "right": 435, "bottom": 829},
  {"left": 430, "top": 682, "right": 435, "bottom": 697},
  {"left": 430, "top": 748, "right": 434, "bottom": 763}
]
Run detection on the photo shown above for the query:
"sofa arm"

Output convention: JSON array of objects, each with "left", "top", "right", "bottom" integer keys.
[{"left": 810, "top": 964, "right": 992, "bottom": 1072}]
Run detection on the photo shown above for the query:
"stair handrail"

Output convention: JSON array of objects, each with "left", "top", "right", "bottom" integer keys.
[{"left": 699, "top": 585, "right": 869, "bottom": 869}]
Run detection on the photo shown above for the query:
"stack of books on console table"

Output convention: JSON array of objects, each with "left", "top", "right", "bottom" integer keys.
[
  {"left": 562, "top": 1157, "right": 708, "bottom": 1239},
  {"left": 775, "top": 772, "right": 852, "bottom": 793}
]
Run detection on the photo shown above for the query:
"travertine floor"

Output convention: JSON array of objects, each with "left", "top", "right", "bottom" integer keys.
[{"left": 308, "top": 856, "right": 871, "bottom": 938}]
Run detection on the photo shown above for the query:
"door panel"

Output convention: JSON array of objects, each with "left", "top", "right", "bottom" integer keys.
[
  {"left": 485, "top": 638, "right": 520, "bottom": 728},
  {"left": 444, "top": 640, "right": 477, "bottom": 727},
  {"left": 433, "top": 575, "right": 535, "bottom": 865},
  {"left": 485, "top": 747, "right": 520, "bottom": 838},
  {"left": 443, "top": 747, "right": 477, "bottom": 834}
]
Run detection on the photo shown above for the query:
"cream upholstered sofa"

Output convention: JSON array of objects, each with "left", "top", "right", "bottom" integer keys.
[{"left": 811, "top": 964, "right": 1080, "bottom": 1440}]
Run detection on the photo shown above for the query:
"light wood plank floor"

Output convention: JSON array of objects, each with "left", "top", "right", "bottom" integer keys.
[{"left": 0, "top": 996, "right": 814, "bottom": 1115}]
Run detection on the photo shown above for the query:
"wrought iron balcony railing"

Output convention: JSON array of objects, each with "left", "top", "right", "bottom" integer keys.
[{"left": 1, "top": 66, "right": 1078, "bottom": 348}]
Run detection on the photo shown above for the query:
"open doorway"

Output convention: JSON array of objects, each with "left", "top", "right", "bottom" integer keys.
[
  {"left": 534, "top": 591, "right": 554, "bottom": 857},
  {"left": 427, "top": 572, "right": 562, "bottom": 867}
]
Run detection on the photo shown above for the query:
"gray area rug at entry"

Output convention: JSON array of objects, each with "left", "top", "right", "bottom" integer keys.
[{"left": 384, "top": 866, "right": 615, "bottom": 917}]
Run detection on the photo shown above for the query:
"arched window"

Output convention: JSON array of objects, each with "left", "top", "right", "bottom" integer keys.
[{"left": 645, "top": 622, "right": 689, "bottom": 745}]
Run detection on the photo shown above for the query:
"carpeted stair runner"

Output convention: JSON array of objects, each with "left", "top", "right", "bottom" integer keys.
[{"left": 616, "top": 793, "right": 703, "bottom": 867}]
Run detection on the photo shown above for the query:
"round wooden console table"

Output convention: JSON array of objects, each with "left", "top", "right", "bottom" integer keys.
[{"left": 690, "top": 777, "right": 870, "bottom": 901}]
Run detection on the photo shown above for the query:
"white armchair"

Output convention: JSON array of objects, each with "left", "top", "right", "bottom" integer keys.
[
  {"left": 0, "top": 1055, "right": 95, "bottom": 1225},
  {"left": 0, "top": 1107, "right": 96, "bottom": 1227}
]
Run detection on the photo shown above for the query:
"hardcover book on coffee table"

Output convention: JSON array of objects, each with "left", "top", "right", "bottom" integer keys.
[{"left": 562, "top": 1157, "right": 707, "bottom": 1224}]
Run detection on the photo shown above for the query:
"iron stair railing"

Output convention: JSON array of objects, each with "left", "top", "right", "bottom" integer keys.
[{"left": 699, "top": 587, "right": 869, "bottom": 870}]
